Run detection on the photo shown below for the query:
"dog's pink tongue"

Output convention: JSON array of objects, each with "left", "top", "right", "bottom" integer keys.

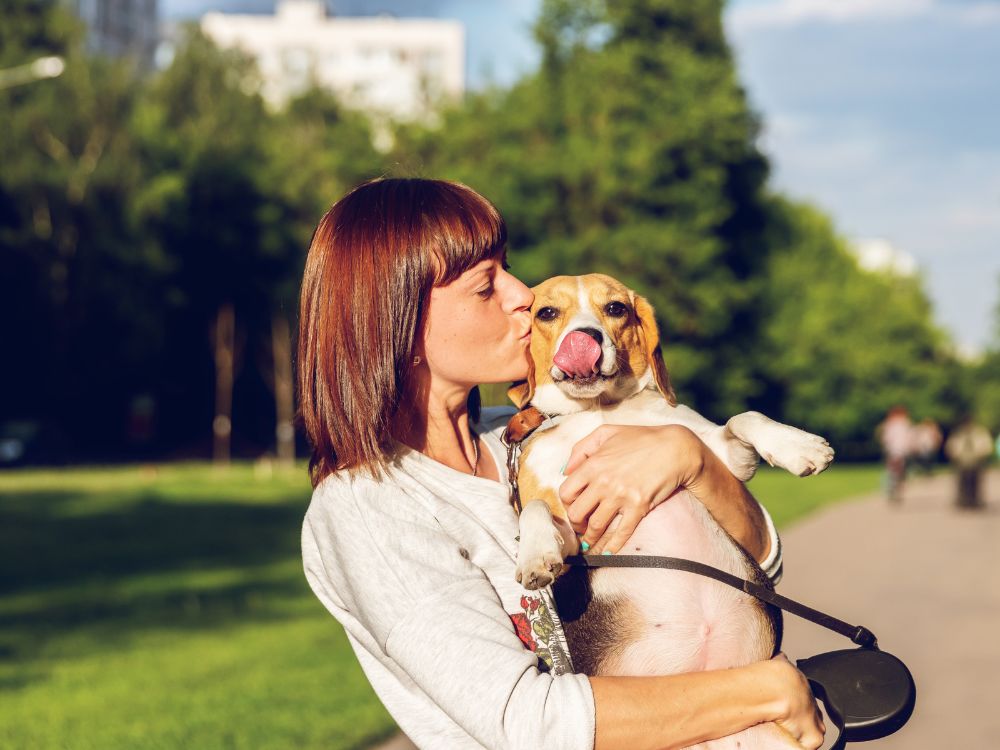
[{"left": 553, "top": 331, "right": 602, "bottom": 378}]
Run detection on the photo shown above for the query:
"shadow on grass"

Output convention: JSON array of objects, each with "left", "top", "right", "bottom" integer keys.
[
  {"left": 0, "top": 485, "right": 316, "bottom": 669},
  {"left": 0, "top": 491, "right": 304, "bottom": 593}
]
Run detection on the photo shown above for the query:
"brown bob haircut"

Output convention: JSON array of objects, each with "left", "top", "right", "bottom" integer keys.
[{"left": 297, "top": 177, "right": 507, "bottom": 486}]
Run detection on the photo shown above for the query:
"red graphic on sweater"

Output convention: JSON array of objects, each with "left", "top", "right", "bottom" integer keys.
[
  {"left": 511, "top": 594, "right": 568, "bottom": 674},
  {"left": 510, "top": 612, "right": 537, "bottom": 651}
]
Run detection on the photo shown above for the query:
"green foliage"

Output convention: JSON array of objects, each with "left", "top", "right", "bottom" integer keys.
[
  {"left": 1, "top": 0, "right": 978, "bottom": 460},
  {"left": 0, "top": 0, "right": 79, "bottom": 68},
  {"left": 394, "top": 0, "right": 771, "bottom": 419},
  {"left": 1, "top": 20, "right": 385, "bottom": 458},
  {"left": 968, "top": 281, "right": 1000, "bottom": 433},
  {"left": 757, "top": 198, "right": 966, "bottom": 455},
  {"left": 0, "top": 11, "right": 150, "bottom": 451}
]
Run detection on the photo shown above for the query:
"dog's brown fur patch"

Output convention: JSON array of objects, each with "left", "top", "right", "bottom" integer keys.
[{"left": 553, "top": 566, "right": 645, "bottom": 676}]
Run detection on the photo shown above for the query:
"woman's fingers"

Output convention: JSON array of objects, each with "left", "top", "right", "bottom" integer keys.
[
  {"left": 589, "top": 508, "right": 643, "bottom": 554},
  {"left": 558, "top": 467, "right": 588, "bottom": 507},
  {"left": 768, "top": 654, "right": 826, "bottom": 750},
  {"left": 580, "top": 498, "right": 625, "bottom": 549},
  {"left": 563, "top": 424, "right": 620, "bottom": 475},
  {"left": 565, "top": 484, "right": 603, "bottom": 530}
]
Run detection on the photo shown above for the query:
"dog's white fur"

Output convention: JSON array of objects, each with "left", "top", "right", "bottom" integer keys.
[
  {"left": 514, "top": 275, "right": 833, "bottom": 588},
  {"left": 510, "top": 274, "right": 833, "bottom": 749}
]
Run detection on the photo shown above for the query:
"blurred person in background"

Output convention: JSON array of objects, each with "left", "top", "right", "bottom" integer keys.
[
  {"left": 944, "top": 417, "right": 993, "bottom": 510},
  {"left": 877, "top": 406, "right": 913, "bottom": 504},
  {"left": 911, "top": 418, "right": 942, "bottom": 474},
  {"left": 296, "top": 178, "right": 825, "bottom": 750}
]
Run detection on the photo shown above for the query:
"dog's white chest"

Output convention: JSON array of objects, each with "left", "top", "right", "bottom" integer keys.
[{"left": 521, "top": 391, "right": 679, "bottom": 493}]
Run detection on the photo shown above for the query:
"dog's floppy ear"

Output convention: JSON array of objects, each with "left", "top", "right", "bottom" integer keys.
[
  {"left": 633, "top": 293, "right": 677, "bottom": 406},
  {"left": 507, "top": 352, "right": 536, "bottom": 409}
]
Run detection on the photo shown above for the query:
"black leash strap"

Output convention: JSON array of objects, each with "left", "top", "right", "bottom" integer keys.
[{"left": 565, "top": 554, "right": 878, "bottom": 649}]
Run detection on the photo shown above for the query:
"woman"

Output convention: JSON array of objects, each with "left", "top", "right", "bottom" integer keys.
[{"left": 298, "top": 178, "right": 824, "bottom": 750}]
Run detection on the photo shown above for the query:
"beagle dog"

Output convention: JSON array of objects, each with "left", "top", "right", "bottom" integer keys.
[{"left": 509, "top": 274, "right": 833, "bottom": 750}]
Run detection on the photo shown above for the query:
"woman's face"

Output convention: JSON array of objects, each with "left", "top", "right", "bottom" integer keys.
[{"left": 419, "top": 254, "right": 534, "bottom": 387}]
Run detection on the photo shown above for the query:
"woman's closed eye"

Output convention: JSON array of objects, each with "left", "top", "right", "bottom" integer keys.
[{"left": 476, "top": 283, "right": 495, "bottom": 299}]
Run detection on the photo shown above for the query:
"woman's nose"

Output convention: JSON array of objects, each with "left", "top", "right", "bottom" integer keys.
[{"left": 505, "top": 274, "right": 534, "bottom": 313}]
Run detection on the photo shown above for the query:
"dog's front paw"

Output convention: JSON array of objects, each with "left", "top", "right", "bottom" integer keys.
[
  {"left": 515, "top": 538, "right": 565, "bottom": 590},
  {"left": 761, "top": 427, "right": 835, "bottom": 477}
]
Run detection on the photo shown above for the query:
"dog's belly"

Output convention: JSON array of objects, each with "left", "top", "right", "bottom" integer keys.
[{"left": 557, "top": 490, "right": 778, "bottom": 678}]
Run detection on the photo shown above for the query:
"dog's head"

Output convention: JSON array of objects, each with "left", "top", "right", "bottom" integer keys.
[{"left": 508, "top": 274, "right": 676, "bottom": 414}]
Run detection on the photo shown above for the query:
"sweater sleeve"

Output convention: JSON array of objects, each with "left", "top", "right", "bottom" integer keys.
[
  {"left": 384, "top": 580, "right": 595, "bottom": 750},
  {"left": 757, "top": 501, "right": 783, "bottom": 584},
  {"left": 302, "top": 477, "right": 596, "bottom": 750}
]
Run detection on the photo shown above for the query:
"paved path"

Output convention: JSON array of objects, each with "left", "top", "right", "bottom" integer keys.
[
  {"left": 779, "top": 469, "right": 1000, "bottom": 749},
  {"left": 374, "top": 469, "right": 1000, "bottom": 749}
]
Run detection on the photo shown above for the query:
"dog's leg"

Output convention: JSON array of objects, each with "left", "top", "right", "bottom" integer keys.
[
  {"left": 667, "top": 405, "right": 762, "bottom": 482},
  {"left": 726, "top": 411, "right": 834, "bottom": 478},
  {"left": 515, "top": 499, "right": 573, "bottom": 590}
]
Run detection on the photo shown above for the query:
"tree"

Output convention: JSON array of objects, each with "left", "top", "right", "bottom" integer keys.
[
  {"left": 134, "top": 31, "right": 386, "bottom": 463},
  {"left": 756, "top": 198, "right": 964, "bottom": 455},
  {"left": 394, "top": 0, "right": 773, "bottom": 419},
  {"left": 261, "top": 86, "right": 383, "bottom": 465},
  {"left": 0, "top": 2, "right": 150, "bottom": 458},
  {"left": 969, "top": 279, "right": 1000, "bottom": 434}
]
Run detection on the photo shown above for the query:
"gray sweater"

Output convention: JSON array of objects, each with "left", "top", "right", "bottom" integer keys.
[{"left": 301, "top": 407, "right": 782, "bottom": 749}]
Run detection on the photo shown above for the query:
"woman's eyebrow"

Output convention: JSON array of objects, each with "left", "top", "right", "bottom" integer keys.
[{"left": 464, "top": 262, "right": 495, "bottom": 285}]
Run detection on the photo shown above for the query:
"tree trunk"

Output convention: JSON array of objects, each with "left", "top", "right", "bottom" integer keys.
[
  {"left": 213, "top": 303, "right": 235, "bottom": 465},
  {"left": 272, "top": 312, "right": 295, "bottom": 468}
]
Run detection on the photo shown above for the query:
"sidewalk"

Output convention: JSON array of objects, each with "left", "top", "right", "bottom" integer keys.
[
  {"left": 374, "top": 469, "right": 1000, "bottom": 750},
  {"left": 778, "top": 469, "right": 1000, "bottom": 749}
]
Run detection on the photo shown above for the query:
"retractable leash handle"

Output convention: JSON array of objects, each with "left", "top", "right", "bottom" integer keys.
[
  {"left": 797, "top": 649, "right": 915, "bottom": 750},
  {"left": 565, "top": 555, "right": 916, "bottom": 747}
]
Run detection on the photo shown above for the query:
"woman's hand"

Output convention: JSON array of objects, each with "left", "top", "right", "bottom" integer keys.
[
  {"left": 558, "top": 424, "right": 705, "bottom": 554},
  {"left": 757, "top": 655, "right": 827, "bottom": 749},
  {"left": 559, "top": 423, "right": 771, "bottom": 561}
]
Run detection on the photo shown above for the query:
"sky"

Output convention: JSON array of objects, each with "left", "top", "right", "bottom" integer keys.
[{"left": 162, "top": 0, "right": 1000, "bottom": 353}]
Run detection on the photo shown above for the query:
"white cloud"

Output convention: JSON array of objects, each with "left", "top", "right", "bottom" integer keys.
[
  {"left": 727, "top": 0, "right": 1000, "bottom": 30},
  {"left": 850, "top": 238, "right": 920, "bottom": 276},
  {"left": 729, "top": 0, "right": 933, "bottom": 29}
]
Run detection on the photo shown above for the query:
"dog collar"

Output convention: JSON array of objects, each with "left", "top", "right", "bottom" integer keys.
[{"left": 501, "top": 406, "right": 565, "bottom": 513}]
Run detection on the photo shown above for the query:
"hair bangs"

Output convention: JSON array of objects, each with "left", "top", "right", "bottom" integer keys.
[{"left": 425, "top": 182, "right": 507, "bottom": 286}]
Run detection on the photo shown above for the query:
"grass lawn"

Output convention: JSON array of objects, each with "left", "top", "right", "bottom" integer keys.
[
  {"left": 0, "top": 461, "right": 881, "bottom": 749},
  {"left": 748, "top": 463, "right": 883, "bottom": 528}
]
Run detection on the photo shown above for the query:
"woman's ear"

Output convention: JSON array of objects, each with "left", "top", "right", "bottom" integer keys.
[
  {"left": 507, "top": 354, "right": 536, "bottom": 409},
  {"left": 633, "top": 294, "right": 677, "bottom": 406}
]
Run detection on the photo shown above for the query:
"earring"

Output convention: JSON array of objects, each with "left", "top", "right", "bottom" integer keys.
[{"left": 413, "top": 355, "right": 422, "bottom": 366}]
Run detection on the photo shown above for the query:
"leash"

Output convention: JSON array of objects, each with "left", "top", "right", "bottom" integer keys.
[
  {"left": 560, "top": 558, "right": 914, "bottom": 750},
  {"left": 564, "top": 554, "right": 878, "bottom": 648},
  {"left": 502, "top": 407, "right": 877, "bottom": 647},
  {"left": 502, "top": 407, "right": 914, "bottom": 745}
]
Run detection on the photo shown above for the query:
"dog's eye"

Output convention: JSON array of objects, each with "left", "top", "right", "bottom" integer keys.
[
  {"left": 535, "top": 306, "right": 559, "bottom": 322},
  {"left": 604, "top": 301, "right": 629, "bottom": 318}
]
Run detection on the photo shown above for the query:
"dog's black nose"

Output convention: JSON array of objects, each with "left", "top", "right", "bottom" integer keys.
[{"left": 575, "top": 327, "right": 604, "bottom": 345}]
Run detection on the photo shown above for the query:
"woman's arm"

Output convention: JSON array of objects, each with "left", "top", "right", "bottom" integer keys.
[
  {"left": 592, "top": 656, "right": 825, "bottom": 750},
  {"left": 559, "top": 424, "right": 770, "bottom": 559}
]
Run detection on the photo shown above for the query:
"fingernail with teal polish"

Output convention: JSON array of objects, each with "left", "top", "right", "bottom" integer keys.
[
  {"left": 560, "top": 461, "right": 567, "bottom": 475},
  {"left": 602, "top": 550, "right": 613, "bottom": 556},
  {"left": 580, "top": 540, "right": 590, "bottom": 552}
]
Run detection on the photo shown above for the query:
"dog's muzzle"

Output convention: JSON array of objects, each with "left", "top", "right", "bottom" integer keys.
[{"left": 550, "top": 328, "right": 616, "bottom": 382}]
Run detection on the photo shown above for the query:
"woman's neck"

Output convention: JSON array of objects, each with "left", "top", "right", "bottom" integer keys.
[{"left": 396, "top": 381, "right": 486, "bottom": 478}]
